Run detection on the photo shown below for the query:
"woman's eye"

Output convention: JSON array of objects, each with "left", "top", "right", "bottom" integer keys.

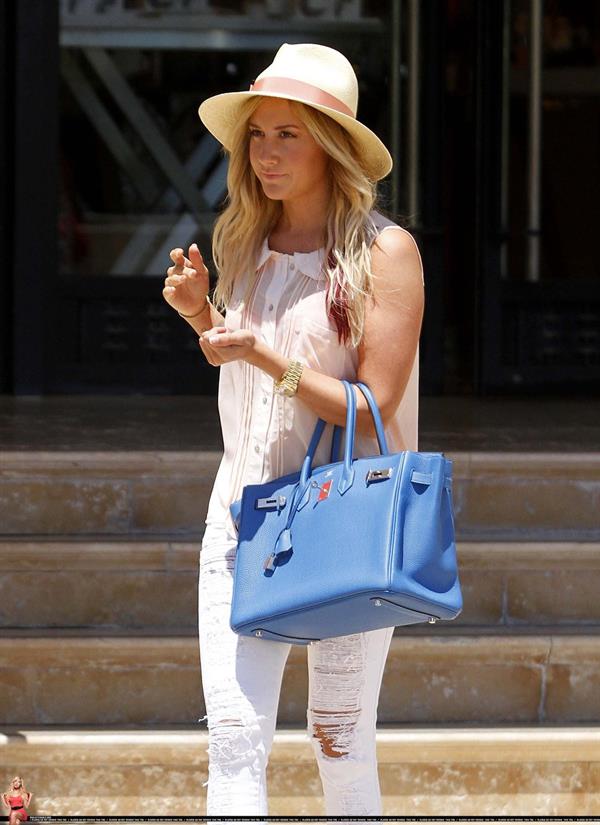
[
  {"left": 280, "top": 131, "right": 296, "bottom": 138},
  {"left": 249, "top": 128, "right": 262, "bottom": 138}
]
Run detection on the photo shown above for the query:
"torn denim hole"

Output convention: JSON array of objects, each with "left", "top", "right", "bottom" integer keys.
[
  {"left": 308, "top": 708, "right": 362, "bottom": 758},
  {"left": 199, "top": 553, "right": 236, "bottom": 574},
  {"left": 308, "top": 633, "right": 367, "bottom": 760},
  {"left": 208, "top": 717, "right": 268, "bottom": 812},
  {"left": 205, "top": 716, "right": 268, "bottom": 785}
]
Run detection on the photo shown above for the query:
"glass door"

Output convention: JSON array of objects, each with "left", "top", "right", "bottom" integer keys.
[
  {"left": 54, "top": 0, "right": 400, "bottom": 393},
  {"left": 480, "top": 0, "right": 600, "bottom": 392}
]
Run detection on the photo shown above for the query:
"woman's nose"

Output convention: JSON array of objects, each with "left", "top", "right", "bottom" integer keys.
[{"left": 258, "top": 138, "right": 279, "bottom": 165}]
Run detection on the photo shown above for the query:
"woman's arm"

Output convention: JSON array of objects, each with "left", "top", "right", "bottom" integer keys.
[{"left": 202, "top": 229, "right": 424, "bottom": 439}]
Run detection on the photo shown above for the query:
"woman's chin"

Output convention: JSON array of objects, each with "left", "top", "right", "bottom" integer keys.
[{"left": 260, "top": 179, "right": 290, "bottom": 198}]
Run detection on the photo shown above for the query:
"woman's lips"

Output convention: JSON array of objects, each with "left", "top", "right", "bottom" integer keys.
[{"left": 262, "top": 172, "right": 285, "bottom": 179}]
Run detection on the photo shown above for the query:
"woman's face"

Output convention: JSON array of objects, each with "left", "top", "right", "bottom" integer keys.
[
  {"left": 12, "top": 778, "right": 22, "bottom": 789},
  {"left": 248, "top": 98, "right": 330, "bottom": 205}
]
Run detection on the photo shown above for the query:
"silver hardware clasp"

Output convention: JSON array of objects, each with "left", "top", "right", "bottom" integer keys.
[
  {"left": 366, "top": 468, "right": 392, "bottom": 485},
  {"left": 256, "top": 495, "right": 286, "bottom": 512},
  {"left": 263, "top": 553, "right": 277, "bottom": 572}
]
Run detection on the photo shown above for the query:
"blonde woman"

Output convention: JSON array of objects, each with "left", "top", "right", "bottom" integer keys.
[
  {"left": 2, "top": 776, "right": 31, "bottom": 824},
  {"left": 163, "top": 43, "right": 424, "bottom": 816}
]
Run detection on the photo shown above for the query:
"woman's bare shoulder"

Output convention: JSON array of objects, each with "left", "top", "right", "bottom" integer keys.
[
  {"left": 368, "top": 210, "right": 422, "bottom": 266},
  {"left": 369, "top": 221, "right": 425, "bottom": 293}
]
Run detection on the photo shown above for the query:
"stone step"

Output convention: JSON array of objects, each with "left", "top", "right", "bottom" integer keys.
[
  {"left": 1, "top": 725, "right": 599, "bottom": 815},
  {"left": 1, "top": 450, "right": 599, "bottom": 540},
  {"left": 2, "top": 539, "right": 600, "bottom": 630},
  {"left": 2, "top": 629, "right": 600, "bottom": 726}
]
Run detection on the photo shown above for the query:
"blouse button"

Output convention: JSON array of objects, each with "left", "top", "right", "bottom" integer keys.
[
  {"left": 290, "top": 262, "right": 295, "bottom": 270},
  {"left": 268, "top": 303, "right": 274, "bottom": 312},
  {"left": 254, "top": 444, "right": 260, "bottom": 453},
  {"left": 262, "top": 396, "right": 268, "bottom": 405}
]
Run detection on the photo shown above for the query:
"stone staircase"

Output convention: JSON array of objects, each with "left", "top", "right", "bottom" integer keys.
[{"left": 1, "top": 446, "right": 600, "bottom": 816}]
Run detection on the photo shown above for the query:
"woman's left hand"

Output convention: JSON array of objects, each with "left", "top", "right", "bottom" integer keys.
[{"left": 198, "top": 326, "right": 258, "bottom": 366}]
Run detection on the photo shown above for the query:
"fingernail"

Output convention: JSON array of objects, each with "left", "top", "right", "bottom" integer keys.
[{"left": 209, "top": 335, "right": 219, "bottom": 344}]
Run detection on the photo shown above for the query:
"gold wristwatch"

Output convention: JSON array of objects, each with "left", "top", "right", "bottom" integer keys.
[{"left": 274, "top": 359, "right": 304, "bottom": 397}]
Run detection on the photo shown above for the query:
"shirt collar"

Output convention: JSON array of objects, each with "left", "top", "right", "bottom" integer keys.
[{"left": 255, "top": 236, "right": 327, "bottom": 281}]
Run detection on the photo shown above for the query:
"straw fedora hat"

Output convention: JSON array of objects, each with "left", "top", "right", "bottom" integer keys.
[{"left": 198, "top": 42, "right": 393, "bottom": 181}]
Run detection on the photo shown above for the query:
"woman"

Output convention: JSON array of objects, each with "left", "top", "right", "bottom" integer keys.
[
  {"left": 163, "top": 43, "right": 424, "bottom": 816},
  {"left": 2, "top": 776, "right": 31, "bottom": 824}
]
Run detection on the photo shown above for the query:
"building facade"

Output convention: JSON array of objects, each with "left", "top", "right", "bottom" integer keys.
[{"left": 1, "top": 0, "right": 599, "bottom": 396}]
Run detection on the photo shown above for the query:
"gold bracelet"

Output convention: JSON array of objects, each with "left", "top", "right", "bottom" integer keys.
[
  {"left": 177, "top": 295, "right": 209, "bottom": 319},
  {"left": 274, "top": 359, "right": 304, "bottom": 397}
]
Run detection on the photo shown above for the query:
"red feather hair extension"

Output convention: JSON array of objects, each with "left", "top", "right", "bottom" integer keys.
[{"left": 325, "top": 248, "right": 351, "bottom": 346}]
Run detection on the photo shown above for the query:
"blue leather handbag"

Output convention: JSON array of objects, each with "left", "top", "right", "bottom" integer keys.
[{"left": 229, "top": 380, "right": 462, "bottom": 645}]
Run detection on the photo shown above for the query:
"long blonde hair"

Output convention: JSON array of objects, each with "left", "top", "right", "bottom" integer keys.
[
  {"left": 6, "top": 777, "right": 29, "bottom": 798},
  {"left": 211, "top": 97, "right": 384, "bottom": 347}
]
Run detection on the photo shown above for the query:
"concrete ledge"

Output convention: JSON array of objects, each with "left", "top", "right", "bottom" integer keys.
[
  {"left": 1, "top": 451, "right": 599, "bottom": 539},
  {"left": 2, "top": 632, "right": 600, "bottom": 725},
  {"left": 2, "top": 724, "right": 600, "bottom": 763},
  {"left": 2, "top": 540, "right": 600, "bottom": 629},
  {"left": 1, "top": 726, "right": 600, "bottom": 816},
  {"left": 2, "top": 538, "right": 599, "bottom": 569}
]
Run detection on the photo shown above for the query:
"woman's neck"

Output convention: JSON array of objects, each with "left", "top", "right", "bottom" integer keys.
[{"left": 273, "top": 187, "right": 330, "bottom": 252}]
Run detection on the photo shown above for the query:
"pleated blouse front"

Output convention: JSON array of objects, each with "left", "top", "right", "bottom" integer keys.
[{"left": 205, "top": 210, "right": 424, "bottom": 536}]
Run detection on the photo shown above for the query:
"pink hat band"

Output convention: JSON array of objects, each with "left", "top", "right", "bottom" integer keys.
[{"left": 249, "top": 77, "right": 355, "bottom": 120}]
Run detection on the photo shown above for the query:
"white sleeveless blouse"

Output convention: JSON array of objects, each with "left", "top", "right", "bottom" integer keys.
[{"left": 205, "top": 210, "right": 424, "bottom": 535}]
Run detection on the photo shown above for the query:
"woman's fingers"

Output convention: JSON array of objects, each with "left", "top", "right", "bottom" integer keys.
[
  {"left": 199, "top": 326, "right": 227, "bottom": 343},
  {"left": 164, "top": 272, "right": 189, "bottom": 285},
  {"left": 188, "top": 243, "right": 207, "bottom": 274},
  {"left": 166, "top": 263, "right": 195, "bottom": 277},
  {"left": 198, "top": 327, "right": 230, "bottom": 365},
  {"left": 169, "top": 247, "right": 191, "bottom": 265},
  {"left": 164, "top": 244, "right": 208, "bottom": 314},
  {"left": 168, "top": 249, "right": 194, "bottom": 278},
  {"left": 198, "top": 336, "right": 223, "bottom": 367}
]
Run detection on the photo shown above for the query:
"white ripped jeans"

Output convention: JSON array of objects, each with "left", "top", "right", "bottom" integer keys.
[{"left": 198, "top": 519, "right": 395, "bottom": 817}]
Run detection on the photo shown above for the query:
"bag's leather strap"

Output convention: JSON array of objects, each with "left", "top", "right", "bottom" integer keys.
[
  {"left": 300, "top": 379, "right": 357, "bottom": 495},
  {"left": 411, "top": 468, "right": 452, "bottom": 491},
  {"left": 271, "top": 382, "right": 359, "bottom": 559},
  {"left": 330, "top": 380, "right": 389, "bottom": 463}
]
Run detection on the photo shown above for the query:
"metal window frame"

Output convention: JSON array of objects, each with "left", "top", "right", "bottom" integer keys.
[{"left": 11, "top": 0, "right": 60, "bottom": 394}]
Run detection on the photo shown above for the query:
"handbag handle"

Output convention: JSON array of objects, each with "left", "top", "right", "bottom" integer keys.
[
  {"left": 300, "top": 379, "right": 357, "bottom": 494},
  {"left": 269, "top": 381, "right": 385, "bottom": 560},
  {"left": 301, "top": 379, "right": 389, "bottom": 495},
  {"left": 329, "top": 381, "right": 389, "bottom": 463}
]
